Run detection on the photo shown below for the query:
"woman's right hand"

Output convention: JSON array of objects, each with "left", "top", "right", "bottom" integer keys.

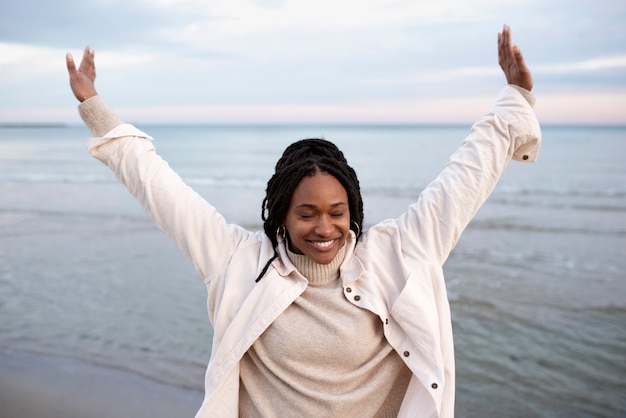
[{"left": 66, "top": 46, "right": 98, "bottom": 102}]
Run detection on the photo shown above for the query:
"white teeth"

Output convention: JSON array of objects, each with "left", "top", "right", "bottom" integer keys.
[{"left": 314, "top": 240, "right": 334, "bottom": 248}]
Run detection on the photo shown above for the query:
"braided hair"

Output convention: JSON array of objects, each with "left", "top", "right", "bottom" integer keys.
[{"left": 255, "top": 138, "right": 364, "bottom": 282}]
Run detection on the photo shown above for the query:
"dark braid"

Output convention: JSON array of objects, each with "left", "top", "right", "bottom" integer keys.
[{"left": 255, "top": 139, "right": 364, "bottom": 282}]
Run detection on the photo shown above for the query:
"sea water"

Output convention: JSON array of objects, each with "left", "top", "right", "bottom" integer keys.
[{"left": 0, "top": 123, "right": 625, "bottom": 417}]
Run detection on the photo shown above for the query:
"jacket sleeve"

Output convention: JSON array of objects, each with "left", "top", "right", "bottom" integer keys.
[
  {"left": 78, "top": 96, "right": 253, "bottom": 281},
  {"left": 397, "top": 85, "right": 541, "bottom": 266}
]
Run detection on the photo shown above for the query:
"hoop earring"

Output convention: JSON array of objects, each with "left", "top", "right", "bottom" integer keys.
[
  {"left": 351, "top": 220, "right": 361, "bottom": 237},
  {"left": 276, "top": 225, "right": 287, "bottom": 241}
]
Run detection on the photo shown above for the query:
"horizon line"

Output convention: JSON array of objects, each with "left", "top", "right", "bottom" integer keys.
[{"left": 3, "top": 121, "right": 626, "bottom": 129}]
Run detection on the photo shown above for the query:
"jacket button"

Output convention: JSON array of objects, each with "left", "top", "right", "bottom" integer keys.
[
  {"left": 431, "top": 383, "right": 438, "bottom": 389},
  {"left": 354, "top": 295, "right": 361, "bottom": 301},
  {"left": 346, "top": 287, "right": 352, "bottom": 293},
  {"left": 403, "top": 351, "right": 410, "bottom": 357},
  {"left": 522, "top": 155, "right": 529, "bottom": 160}
]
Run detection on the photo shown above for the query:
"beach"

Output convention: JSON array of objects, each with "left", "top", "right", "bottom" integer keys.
[
  {"left": 1, "top": 124, "right": 625, "bottom": 417},
  {"left": 0, "top": 349, "right": 202, "bottom": 418}
]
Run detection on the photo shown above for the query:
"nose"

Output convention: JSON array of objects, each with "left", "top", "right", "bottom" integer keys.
[{"left": 314, "top": 216, "right": 333, "bottom": 237}]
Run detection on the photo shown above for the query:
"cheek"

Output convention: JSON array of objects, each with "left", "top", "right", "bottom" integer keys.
[
  {"left": 341, "top": 220, "right": 351, "bottom": 236},
  {"left": 284, "top": 216, "right": 306, "bottom": 239},
  {"left": 288, "top": 222, "right": 306, "bottom": 238}
]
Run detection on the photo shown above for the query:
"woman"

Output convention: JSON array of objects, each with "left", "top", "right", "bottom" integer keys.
[{"left": 66, "top": 25, "right": 540, "bottom": 418}]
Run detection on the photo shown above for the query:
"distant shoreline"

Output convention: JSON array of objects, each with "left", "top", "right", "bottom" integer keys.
[
  {"left": 1, "top": 122, "right": 625, "bottom": 129},
  {"left": 0, "top": 122, "right": 67, "bottom": 128}
]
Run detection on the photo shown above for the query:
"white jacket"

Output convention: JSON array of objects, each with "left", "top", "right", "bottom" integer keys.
[{"left": 83, "top": 85, "right": 541, "bottom": 418}]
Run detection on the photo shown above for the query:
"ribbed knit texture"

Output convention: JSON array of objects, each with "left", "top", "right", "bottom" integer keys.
[
  {"left": 510, "top": 84, "right": 535, "bottom": 107},
  {"left": 239, "top": 246, "right": 412, "bottom": 418},
  {"left": 78, "top": 95, "right": 123, "bottom": 137}
]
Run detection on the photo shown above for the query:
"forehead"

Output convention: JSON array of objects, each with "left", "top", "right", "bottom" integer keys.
[{"left": 290, "top": 172, "right": 348, "bottom": 207}]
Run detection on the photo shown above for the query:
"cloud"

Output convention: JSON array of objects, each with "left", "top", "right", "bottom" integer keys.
[
  {"left": 1, "top": 0, "right": 625, "bottom": 124},
  {"left": 361, "top": 53, "right": 626, "bottom": 87},
  {"left": 169, "top": 0, "right": 476, "bottom": 32},
  {"left": 363, "top": 67, "right": 501, "bottom": 86},
  {"left": 535, "top": 92, "right": 626, "bottom": 125},
  {"left": 536, "top": 55, "right": 626, "bottom": 73},
  {"left": 0, "top": 43, "right": 156, "bottom": 75}
]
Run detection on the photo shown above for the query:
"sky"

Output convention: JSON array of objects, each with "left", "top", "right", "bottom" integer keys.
[{"left": 0, "top": 0, "right": 625, "bottom": 125}]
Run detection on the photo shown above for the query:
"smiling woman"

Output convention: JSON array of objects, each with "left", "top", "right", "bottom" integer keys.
[{"left": 61, "top": 25, "right": 541, "bottom": 418}]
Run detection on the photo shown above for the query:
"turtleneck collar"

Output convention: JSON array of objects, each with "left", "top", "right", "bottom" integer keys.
[{"left": 287, "top": 245, "right": 346, "bottom": 286}]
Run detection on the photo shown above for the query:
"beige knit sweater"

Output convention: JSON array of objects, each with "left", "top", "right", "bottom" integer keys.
[{"left": 239, "top": 246, "right": 412, "bottom": 417}]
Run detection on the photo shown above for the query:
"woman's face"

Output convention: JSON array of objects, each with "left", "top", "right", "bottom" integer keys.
[{"left": 284, "top": 172, "right": 351, "bottom": 265}]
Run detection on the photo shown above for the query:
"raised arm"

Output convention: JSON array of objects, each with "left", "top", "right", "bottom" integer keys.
[
  {"left": 66, "top": 47, "right": 98, "bottom": 102},
  {"left": 397, "top": 25, "right": 541, "bottom": 265},
  {"left": 64, "top": 46, "right": 256, "bottom": 283}
]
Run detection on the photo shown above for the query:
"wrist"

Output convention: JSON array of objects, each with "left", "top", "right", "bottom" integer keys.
[
  {"left": 78, "top": 96, "right": 124, "bottom": 137},
  {"left": 509, "top": 84, "right": 536, "bottom": 107},
  {"left": 78, "top": 90, "right": 98, "bottom": 103}
]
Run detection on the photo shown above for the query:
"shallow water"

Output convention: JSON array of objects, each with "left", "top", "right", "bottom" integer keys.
[{"left": 1, "top": 124, "right": 625, "bottom": 416}]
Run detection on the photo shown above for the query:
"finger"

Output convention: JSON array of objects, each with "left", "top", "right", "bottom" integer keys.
[
  {"left": 498, "top": 25, "right": 511, "bottom": 68},
  {"left": 78, "top": 45, "right": 95, "bottom": 74},
  {"left": 503, "top": 24, "right": 510, "bottom": 44},
  {"left": 66, "top": 53, "right": 77, "bottom": 75},
  {"left": 498, "top": 31, "right": 505, "bottom": 66},
  {"left": 501, "top": 25, "right": 516, "bottom": 67},
  {"left": 502, "top": 25, "right": 511, "bottom": 55}
]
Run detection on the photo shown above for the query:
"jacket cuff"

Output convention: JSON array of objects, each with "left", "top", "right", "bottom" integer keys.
[
  {"left": 509, "top": 85, "right": 535, "bottom": 107},
  {"left": 78, "top": 96, "right": 124, "bottom": 137},
  {"left": 491, "top": 86, "right": 542, "bottom": 163},
  {"left": 86, "top": 124, "right": 153, "bottom": 164}
]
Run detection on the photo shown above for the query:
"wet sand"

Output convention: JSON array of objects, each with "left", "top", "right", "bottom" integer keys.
[{"left": 0, "top": 349, "right": 203, "bottom": 418}]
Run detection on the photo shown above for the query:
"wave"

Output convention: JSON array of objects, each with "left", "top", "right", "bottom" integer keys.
[
  {"left": 3, "top": 172, "right": 625, "bottom": 214},
  {"left": 0, "top": 208, "right": 152, "bottom": 227},
  {"left": 0, "top": 173, "right": 115, "bottom": 184},
  {"left": 2, "top": 169, "right": 625, "bottom": 197},
  {"left": 361, "top": 186, "right": 626, "bottom": 215},
  {"left": 183, "top": 176, "right": 266, "bottom": 189},
  {"left": 362, "top": 184, "right": 626, "bottom": 199},
  {"left": 0, "top": 172, "right": 267, "bottom": 189},
  {"left": 467, "top": 218, "right": 626, "bottom": 236},
  {"left": 495, "top": 185, "right": 626, "bottom": 200}
]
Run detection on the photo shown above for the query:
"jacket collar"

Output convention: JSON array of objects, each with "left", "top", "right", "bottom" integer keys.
[{"left": 339, "top": 231, "right": 365, "bottom": 286}]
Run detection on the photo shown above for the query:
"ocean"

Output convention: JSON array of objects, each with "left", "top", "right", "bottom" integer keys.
[{"left": 1, "top": 123, "right": 625, "bottom": 417}]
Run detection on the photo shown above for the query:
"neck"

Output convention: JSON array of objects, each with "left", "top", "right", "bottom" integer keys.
[{"left": 287, "top": 245, "right": 345, "bottom": 286}]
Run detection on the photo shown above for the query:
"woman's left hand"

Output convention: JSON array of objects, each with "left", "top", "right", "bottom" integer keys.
[{"left": 498, "top": 25, "right": 533, "bottom": 91}]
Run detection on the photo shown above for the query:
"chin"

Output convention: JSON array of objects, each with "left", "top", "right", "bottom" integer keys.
[{"left": 310, "top": 245, "right": 343, "bottom": 265}]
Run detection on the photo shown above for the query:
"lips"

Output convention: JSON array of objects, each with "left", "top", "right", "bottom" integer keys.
[{"left": 308, "top": 238, "right": 338, "bottom": 251}]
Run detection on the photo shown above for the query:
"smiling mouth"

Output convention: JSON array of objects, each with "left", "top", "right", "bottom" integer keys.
[{"left": 308, "top": 239, "right": 337, "bottom": 249}]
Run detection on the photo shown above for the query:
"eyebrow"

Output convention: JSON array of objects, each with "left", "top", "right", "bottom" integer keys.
[{"left": 295, "top": 202, "right": 348, "bottom": 210}]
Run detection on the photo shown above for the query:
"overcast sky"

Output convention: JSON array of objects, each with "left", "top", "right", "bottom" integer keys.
[{"left": 1, "top": 0, "right": 625, "bottom": 124}]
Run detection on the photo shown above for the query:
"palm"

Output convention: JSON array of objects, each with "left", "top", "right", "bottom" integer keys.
[
  {"left": 498, "top": 25, "right": 533, "bottom": 91},
  {"left": 66, "top": 46, "right": 98, "bottom": 102}
]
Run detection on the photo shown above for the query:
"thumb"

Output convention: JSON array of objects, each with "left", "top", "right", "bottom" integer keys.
[
  {"left": 512, "top": 45, "right": 525, "bottom": 66},
  {"left": 66, "top": 53, "right": 77, "bottom": 75}
]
